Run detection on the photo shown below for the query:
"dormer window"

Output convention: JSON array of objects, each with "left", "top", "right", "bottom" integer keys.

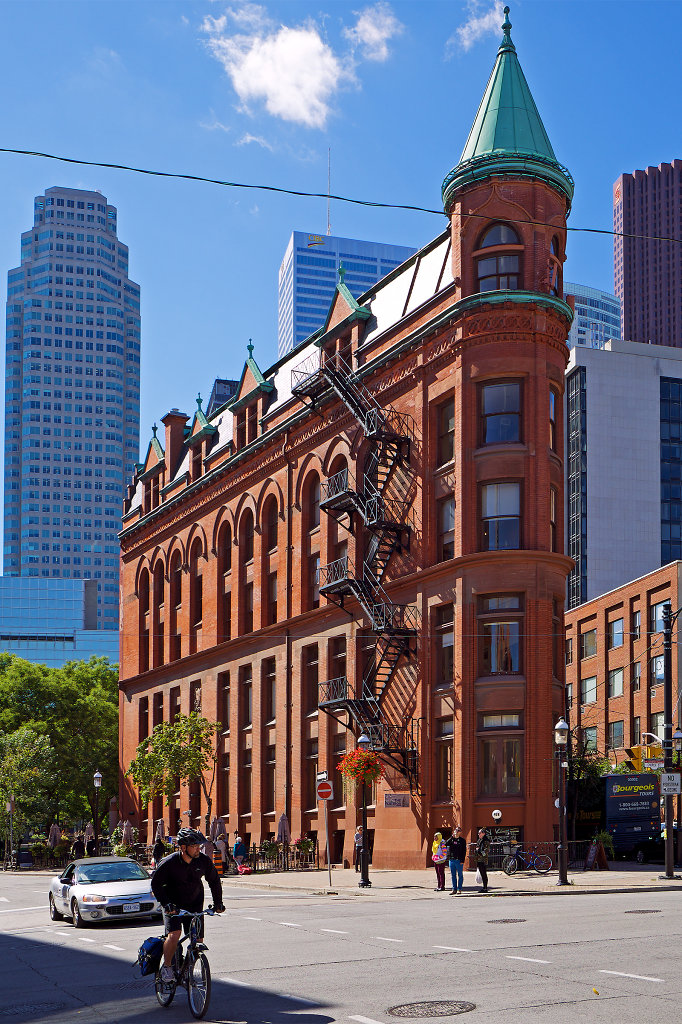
[
  {"left": 190, "top": 443, "right": 202, "bottom": 482},
  {"left": 236, "top": 410, "right": 247, "bottom": 450},
  {"left": 247, "top": 403, "right": 258, "bottom": 443},
  {"left": 475, "top": 223, "right": 521, "bottom": 292}
]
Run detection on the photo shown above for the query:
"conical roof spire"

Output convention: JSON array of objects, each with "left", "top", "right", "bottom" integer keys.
[{"left": 442, "top": 6, "right": 573, "bottom": 212}]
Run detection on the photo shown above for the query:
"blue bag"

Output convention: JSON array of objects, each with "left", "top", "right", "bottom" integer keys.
[{"left": 135, "top": 935, "right": 165, "bottom": 976}]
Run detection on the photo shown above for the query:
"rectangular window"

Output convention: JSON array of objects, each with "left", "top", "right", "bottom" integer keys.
[
  {"left": 651, "top": 711, "right": 664, "bottom": 738},
  {"left": 632, "top": 610, "right": 641, "bottom": 640},
  {"left": 608, "top": 720, "right": 624, "bottom": 749},
  {"left": 549, "top": 388, "right": 557, "bottom": 450},
  {"left": 266, "top": 570, "right": 277, "bottom": 626},
  {"left": 632, "top": 661, "right": 641, "bottom": 691},
  {"left": 481, "top": 482, "right": 520, "bottom": 550},
  {"left": 650, "top": 654, "right": 664, "bottom": 687},
  {"left": 435, "top": 604, "right": 454, "bottom": 688},
  {"left": 608, "top": 667, "right": 624, "bottom": 698},
  {"left": 478, "top": 731, "right": 522, "bottom": 797},
  {"left": 580, "top": 628, "right": 597, "bottom": 659},
  {"left": 550, "top": 487, "right": 558, "bottom": 552},
  {"left": 305, "top": 738, "right": 318, "bottom": 810},
  {"left": 264, "top": 744, "right": 276, "bottom": 814},
  {"left": 479, "top": 595, "right": 522, "bottom": 676},
  {"left": 583, "top": 726, "right": 597, "bottom": 752},
  {"left": 219, "top": 672, "right": 230, "bottom": 732},
  {"left": 633, "top": 717, "right": 641, "bottom": 745},
  {"left": 309, "top": 554, "right": 320, "bottom": 609},
  {"left": 481, "top": 382, "right": 520, "bottom": 444},
  {"left": 262, "top": 657, "right": 276, "bottom": 722},
  {"left": 437, "top": 397, "right": 455, "bottom": 466},
  {"left": 565, "top": 637, "right": 573, "bottom": 665},
  {"left": 239, "top": 664, "right": 252, "bottom": 728},
  {"left": 650, "top": 599, "right": 670, "bottom": 634},
  {"left": 243, "top": 580, "right": 254, "bottom": 634},
  {"left": 435, "top": 717, "right": 454, "bottom": 801},
  {"left": 241, "top": 748, "right": 252, "bottom": 814},
  {"left": 302, "top": 644, "right": 319, "bottom": 714},
  {"left": 581, "top": 674, "right": 597, "bottom": 704},
  {"left": 608, "top": 618, "right": 624, "bottom": 649},
  {"left": 438, "top": 496, "right": 455, "bottom": 561},
  {"left": 566, "top": 682, "right": 573, "bottom": 709},
  {"left": 329, "top": 635, "right": 347, "bottom": 683}
]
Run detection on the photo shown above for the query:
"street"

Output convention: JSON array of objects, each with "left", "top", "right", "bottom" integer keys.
[{"left": 0, "top": 871, "right": 681, "bottom": 1023}]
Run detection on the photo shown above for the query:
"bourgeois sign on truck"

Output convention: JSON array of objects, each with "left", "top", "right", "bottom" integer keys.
[{"left": 605, "top": 773, "right": 660, "bottom": 857}]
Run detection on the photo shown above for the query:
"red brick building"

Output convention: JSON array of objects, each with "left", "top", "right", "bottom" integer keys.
[
  {"left": 564, "top": 563, "right": 682, "bottom": 759},
  {"left": 119, "top": 9, "right": 574, "bottom": 866}
]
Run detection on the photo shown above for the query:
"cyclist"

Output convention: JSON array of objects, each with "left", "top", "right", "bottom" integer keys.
[{"left": 151, "top": 827, "right": 225, "bottom": 984}]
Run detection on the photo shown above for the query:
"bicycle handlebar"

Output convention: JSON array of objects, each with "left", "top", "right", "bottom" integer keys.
[{"left": 168, "top": 905, "right": 220, "bottom": 918}]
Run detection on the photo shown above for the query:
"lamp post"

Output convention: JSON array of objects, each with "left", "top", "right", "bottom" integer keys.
[
  {"left": 674, "top": 728, "right": 682, "bottom": 867},
  {"left": 93, "top": 771, "right": 102, "bottom": 857},
  {"left": 661, "top": 603, "right": 679, "bottom": 879},
  {"left": 357, "top": 732, "right": 371, "bottom": 888},
  {"left": 554, "top": 719, "right": 569, "bottom": 885}
]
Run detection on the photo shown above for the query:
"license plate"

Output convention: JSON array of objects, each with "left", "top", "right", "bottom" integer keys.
[{"left": 122, "top": 902, "right": 141, "bottom": 913}]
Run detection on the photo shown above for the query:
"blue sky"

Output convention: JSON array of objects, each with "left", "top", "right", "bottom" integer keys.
[{"left": 1, "top": 0, "right": 680, "bottom": 445}]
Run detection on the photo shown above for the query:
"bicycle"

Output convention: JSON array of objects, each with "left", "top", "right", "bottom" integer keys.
[
  {"left": 155, "top": 907, "right": 216, "bottom": 1019},
  {"left": 501, "top": 845, "right": 552, "bottom": 875}
]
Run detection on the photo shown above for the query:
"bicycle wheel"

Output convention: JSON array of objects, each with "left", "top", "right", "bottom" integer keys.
[
  {"left": 502, "top": 855, "right": 518, "bottom": 875},
  {"left": 154, "top": 970, "right": 176, "bottom": 1008},
  {"left": 533, "top": 854, "right": 552, "bottom": 875},
  {"left": 187, "top": 951, "right": 211, "bottom": 1019}
]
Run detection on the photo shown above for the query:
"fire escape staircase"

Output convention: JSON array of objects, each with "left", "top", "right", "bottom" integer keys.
[{"left": 292, "top": 352, "right": 419, "bottom": 788}]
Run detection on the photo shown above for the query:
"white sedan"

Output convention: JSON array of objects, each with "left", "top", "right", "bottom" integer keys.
[{"left": 48, "top": 856, "right": 162, "bottom": 927}]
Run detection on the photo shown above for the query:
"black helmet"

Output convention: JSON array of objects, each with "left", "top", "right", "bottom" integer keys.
[{"left": 176, "top": 827, "right": 205, "bottom": 846}]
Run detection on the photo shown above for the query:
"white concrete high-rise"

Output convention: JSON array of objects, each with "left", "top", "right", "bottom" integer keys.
[
  {"left": 564, "top": 280, "right": 621, "bottom": 349},
  {"left": 4, "top": 186, "right": 141, "bottom": 631}
]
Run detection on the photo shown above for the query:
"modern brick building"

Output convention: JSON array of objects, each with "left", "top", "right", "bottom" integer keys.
[
  {"left": 119, "top": 8, "right": 573, "bottom": 865},
  {"left": 614, "top": 159, "right": 682, "bottom": 348},
  {"left": 564, "top": 563, "right": 682, "bottom": 758}
]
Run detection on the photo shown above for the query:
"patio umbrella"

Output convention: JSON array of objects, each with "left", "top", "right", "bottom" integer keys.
[
  {"left": 122, "top": 820, "right": 134, "bottom": 845},
  {"left": 277, "top": 813, "right": 291, "bottom": 844},
  {"left": 84, "top": 822, "right": 94, "bottom": 841},
  {"left": 48, "top": 823, "right": 61, "bottom": 849},
  {"left": 155, "top": 819, "right": 166, "bottom": 841}
]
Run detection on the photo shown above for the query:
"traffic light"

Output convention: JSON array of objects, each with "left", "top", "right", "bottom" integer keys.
[{"left": 625, "top": 746, "right": 642, "bottom": 772}]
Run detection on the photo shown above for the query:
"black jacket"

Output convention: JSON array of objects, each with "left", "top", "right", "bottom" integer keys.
[
  {"left": 151, "top": 851, "right": 223, "bottom": 912},
  {"left": 445, "top": 835, "right": 467, "bottom": 861}
]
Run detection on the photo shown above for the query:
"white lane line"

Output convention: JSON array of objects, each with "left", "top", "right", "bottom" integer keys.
[
  {"left": 374, "top": 936, "right": 403, "bottom": 943},
  {"left": 278, "top": 921, "right": 301, "bottom": 927},
  {"left": 433, "top": 945, "right": 472, "bottom": 952},
  {"left": 77, "top": 937, "right": 95, "bottom": 943},
  {"left": 506, "top": 956, "right": 551, "bottom": 964},
  {"left": 220, "top": 977, "right": 250, "bottom": 987},
  {"left": 0, "top": 905, "right": 45, "bottom": 914},
  {"left": 243, "top": 916, "right": 261, "bottom": 921},
  {"left": 55, "top": 931, "right": 70, "bottom": 937},
  {"left": 281, "top": 995, "right": 320, "bottom": 1006},
  {"left": 0, "top": 897, "right": 9, "bottom": 902},
  {"left": 599, "top": 970, "right": 663, "bottom": 983},
  {"left": 350, "top": 1016, "right": 388, "bottom": 1024},
  {"left": 103, "top": 944, "right": 124, "bottom": 951},
  {"left": 32, "top": 890, "right": 47, "bottom": 894},
  {"left": 321, "top": 928, "right": 348, "bottom": 934}
]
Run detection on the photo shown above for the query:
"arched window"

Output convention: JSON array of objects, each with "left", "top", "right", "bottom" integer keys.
[
  {"left": 217, "top": 521, "right": 232, "bottom": 642},
  {"left": 476, "top": 223, "right": 521, "bottom": 292},
  {"left": 240, "top": 509, "right": 254, "bottom": 563},
  {"left": 169, "top": 550, "right": 182, "bottom": 661},
  {"left": 305, "top": 473, "right": 321, "bottom": 531},
  {"left": 263, "top": 496, "right": 279, "bottom": 552},
  {"left": 549, "top": 235, "right": 561, "bottom": 296},
  {"left": 138, "top": 568, "right": 150, "bottom": 673},
  {"left": 152, "top": 562, "right": 165, "bottom": 667},
  {"left": 189, "top": 538, "right": 203, "bottom": 654}
]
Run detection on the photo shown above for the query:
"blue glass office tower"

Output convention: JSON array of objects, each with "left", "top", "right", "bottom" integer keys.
[
  {"left": 277, "top": 231, "right": 416, "bottom": 357},
  {"left": 4, "top": 186, "right": 140, "bottom": 630},
  {"left": 564, "top": 281, "right": 621, "bottom": 349}
]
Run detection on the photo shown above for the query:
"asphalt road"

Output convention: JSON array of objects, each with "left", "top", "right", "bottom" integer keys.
[{"left": 1, "top": 870, "right": 681, "bottom": 1024}]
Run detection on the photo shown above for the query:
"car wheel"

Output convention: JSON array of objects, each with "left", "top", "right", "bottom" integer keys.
[
  {"left": 71, "top": 898, "right": 86, "bottom": 928},
  {"left": 49, "top": 893, "right": 63, "bottom": 921}
]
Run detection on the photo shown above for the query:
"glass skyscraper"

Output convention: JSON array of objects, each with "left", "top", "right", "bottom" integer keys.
[
  {"left": 564, "top": 281, "right": 621, "bottom": 349},
  {"left": 277, "top": 231, "right": 416, "bottom": 357},
  {"left": 4, "top": 186, "right": 140, "bottom": 630}
]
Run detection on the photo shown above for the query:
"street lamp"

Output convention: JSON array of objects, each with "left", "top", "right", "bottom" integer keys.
[
  {"left": 93, "top": 770, "right": 102, "bottom": 857},
  {"left": 661, "top": 603, "right": 681, "bottom": 879},
  {"left": 357, "top": 732, "right": 371, "bottom": 889},
  {"left": 554, "top": 718, "right": 569, "bottom": 886}
]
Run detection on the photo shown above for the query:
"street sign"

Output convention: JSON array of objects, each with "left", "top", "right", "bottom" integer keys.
[
  {"left": 316, "top": 779, "right": 333, "bottom": 801},
  {"left": 661, "top": 772, "right": 682, "bottom": 795},
  {"left": 644, "top": 759, "right": 665, "bottom": 770},
  {"left": 316, "top": 770, "right": 328, "bottom": 782}
]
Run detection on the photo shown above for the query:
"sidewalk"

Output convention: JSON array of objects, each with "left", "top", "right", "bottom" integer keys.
[{"left": 219, "top": 863, "right": 682, "bottom": 898}]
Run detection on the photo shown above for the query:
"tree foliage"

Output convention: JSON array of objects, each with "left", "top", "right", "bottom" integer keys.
[
  {"left": 0, "top": 654, "right": 119, "bottom": 830},
  {"left": 127, "top": 711, "right": 220, "bottom": 833},
  {"left": 0, "top": 725, "right": 56, "bottom": 842}
]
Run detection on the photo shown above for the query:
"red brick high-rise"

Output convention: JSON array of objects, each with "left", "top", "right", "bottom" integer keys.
[{"left": 119, "top": 7, "right": 574, "bottom": 866}]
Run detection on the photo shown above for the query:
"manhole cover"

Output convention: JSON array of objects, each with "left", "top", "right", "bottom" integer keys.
[
  {"left": 388, "top": 1001, "right": 476, "bottom": 1018},
  {"left": 488, "top": 918, "right": 526, "bottom": 924},
  {"left": 625, "top": 909, "right": 661, "bottom": 915},
  {"left": 0, "top": 1004, "right": 65, "bottom": 1017}
]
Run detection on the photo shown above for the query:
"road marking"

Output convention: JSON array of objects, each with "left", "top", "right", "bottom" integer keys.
[
  {"left": 279, "top": 921, "right": 301, "bottom": 927},
  {"left": 350, "top": 1016, "right": 387, "bottom": 1024},
  {"left": 33, "top": 890, "right": 47, "bottom": 894},
  {"left": 0, "top": 905, "right": 44, "bottom": 914},
  {"left": 321, "top": 928, "right": 348, "bottom": 934},
  {"left": 77, "top": 937, "right": 95, "bottom": 943},
  {"left": 0, "top": 897, "right": 9, "bottom": 902},
  {"left": 374, "top": 936, "right": 403, "bottom": 943},
  {"left": 507, "top": 956, "right": 551, "bottom": 964},
  {"left": 55, "top": 931, "right": 70, "bottom": 937},
  {"left": 220, "top": 977, "right": 250, "bottom": 987},
  {"left": 281, "top": 995, "right": 320, "bottom": 1006},
  {"left": 599, "top": 970, "right": 663, "bottom": 983},
  {"left": 243, "top": 916, "right": 261, "bottom": 921},
  {"left": 433, "top": 945, "right": 471, "bottom": 952},
  {"left": 103, "top": 944, "right": 124, "bottom": 951}
]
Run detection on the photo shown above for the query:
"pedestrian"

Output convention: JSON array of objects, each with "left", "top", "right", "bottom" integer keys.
[
  {"left": 431, "top": 831, "right": 448, "bottom": 890},
  {"left": 71, "top": 834, "right": 85, "bottom": 859},
  {"left": 445, "top": 825, "right": 467, "bottom": 894},
  {"left": 215, "top": 833, "right": 228, "bottom": 872},
  {"left": 233, "top": 835, "right": 247, "bottom": 866},
  {"left": 85, "top": 836, "right": 97, "bottom": 857},
  {"left": 354, "top": 826, "right": 363, "bottom": 872},
  {"left": 153, "top": 836, "right": 166, "bottom": 867},
  {"left": 476, "top": 827, "right": 491, "bottom": 892}
]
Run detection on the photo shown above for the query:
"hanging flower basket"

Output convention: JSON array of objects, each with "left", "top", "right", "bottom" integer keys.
[{"left": 338, "top": 748, "right": 384, "bottom": 784}]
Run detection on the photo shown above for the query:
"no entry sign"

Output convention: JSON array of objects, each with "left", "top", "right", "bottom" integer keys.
[{"left": 316, "top": 779, "right": 334, "bottom": 801}]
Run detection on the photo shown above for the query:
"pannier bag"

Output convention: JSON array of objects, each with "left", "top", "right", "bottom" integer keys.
[{"left": 135, "top": 935, "right": 165, "bottom": 976}]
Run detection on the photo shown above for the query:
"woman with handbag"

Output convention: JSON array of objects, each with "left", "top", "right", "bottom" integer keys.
[{"left": 431, "top": 831, "right": 448, "bottom": 891}]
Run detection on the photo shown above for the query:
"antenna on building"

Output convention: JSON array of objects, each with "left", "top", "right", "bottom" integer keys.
[{"left": 327, "top": 148, "right": 331, "bottom": 236}]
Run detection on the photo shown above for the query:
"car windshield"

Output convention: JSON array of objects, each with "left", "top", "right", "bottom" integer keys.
[{"left": 76, "top": 862, "right": 149, "bottom": 884}]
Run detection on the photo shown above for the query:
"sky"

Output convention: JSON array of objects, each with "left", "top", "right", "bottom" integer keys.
[{"left": 1, "top": 0, "right": 681, "bottom": 448}]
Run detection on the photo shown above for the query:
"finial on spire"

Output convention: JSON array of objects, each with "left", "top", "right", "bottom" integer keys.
[
  {"left": 338, "top": 262, "right": 346, "bottom": 284},
  {"left": 500, "top": 5, "right": 514, "bottom": 51},
  {"left": 152, "top": 422, "right": 157, "bottom": 438},
  {"left": 247, "top": 339, "right": 254, "bottom": 359},
  {"left": 196, "top": 393, "right": 202, "bottom": 411}
]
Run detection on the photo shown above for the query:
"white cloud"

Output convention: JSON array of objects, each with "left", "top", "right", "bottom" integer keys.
[
  {"left": 343, "top": 3, "right": 403, "bottom": 62},
  {"left": 202, "top": 10, "right": 349, "bottom": 129},
  {"left": 199, "top": 111, "right": 232, "bottom": 132},
  {"left": 447, "top": 1, "right": 504, "bottom": 56},
  {"left": 236, "top": 132, "right": 273, "bottom": 150}
]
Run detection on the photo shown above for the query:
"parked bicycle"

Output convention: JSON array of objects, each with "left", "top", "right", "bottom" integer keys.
[
  {"left": 502, "top": 845, "right": 552, "bottom": 875},
  {"left": 155, "top": 907, "right": 216, "bottom": 1019}
]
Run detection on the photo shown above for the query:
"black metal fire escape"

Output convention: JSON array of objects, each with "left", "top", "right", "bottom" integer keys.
[{"left": 292, "top": 351, "right": 420, "bottom": 789}]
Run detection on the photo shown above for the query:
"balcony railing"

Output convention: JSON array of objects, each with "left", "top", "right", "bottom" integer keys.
[
  {"left": 318, "top": 554, "right": 353, "bottom": 589},
  {"left": 370, "top": 602, "right": 420, "bottom": 633},
  {"left": 319, "top": 675, "right": 350, "bottom": 705},
  {"left": 321, "top": 468, "right": 354, "bottom": 504},
  {"left": 291, "top": 352, "right": 322, "bottom": 392}
]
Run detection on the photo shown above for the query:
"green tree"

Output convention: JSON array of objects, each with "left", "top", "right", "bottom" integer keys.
[
  {"left": 0, "top": 725, "right": 56, "bottom": 847},
  {"left": 566, "top": 734, "right": 609, "bottom": 842},
  {"left": 127, "top": 711, "right": 220, "bottom": 834},
  {"left": 0, "top": 655, "right": 119, "bottom": 831}
]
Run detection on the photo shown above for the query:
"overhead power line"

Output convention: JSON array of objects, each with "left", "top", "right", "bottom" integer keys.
[{"left": 2, "top": 146, "right": 682, "bottom": 246}]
